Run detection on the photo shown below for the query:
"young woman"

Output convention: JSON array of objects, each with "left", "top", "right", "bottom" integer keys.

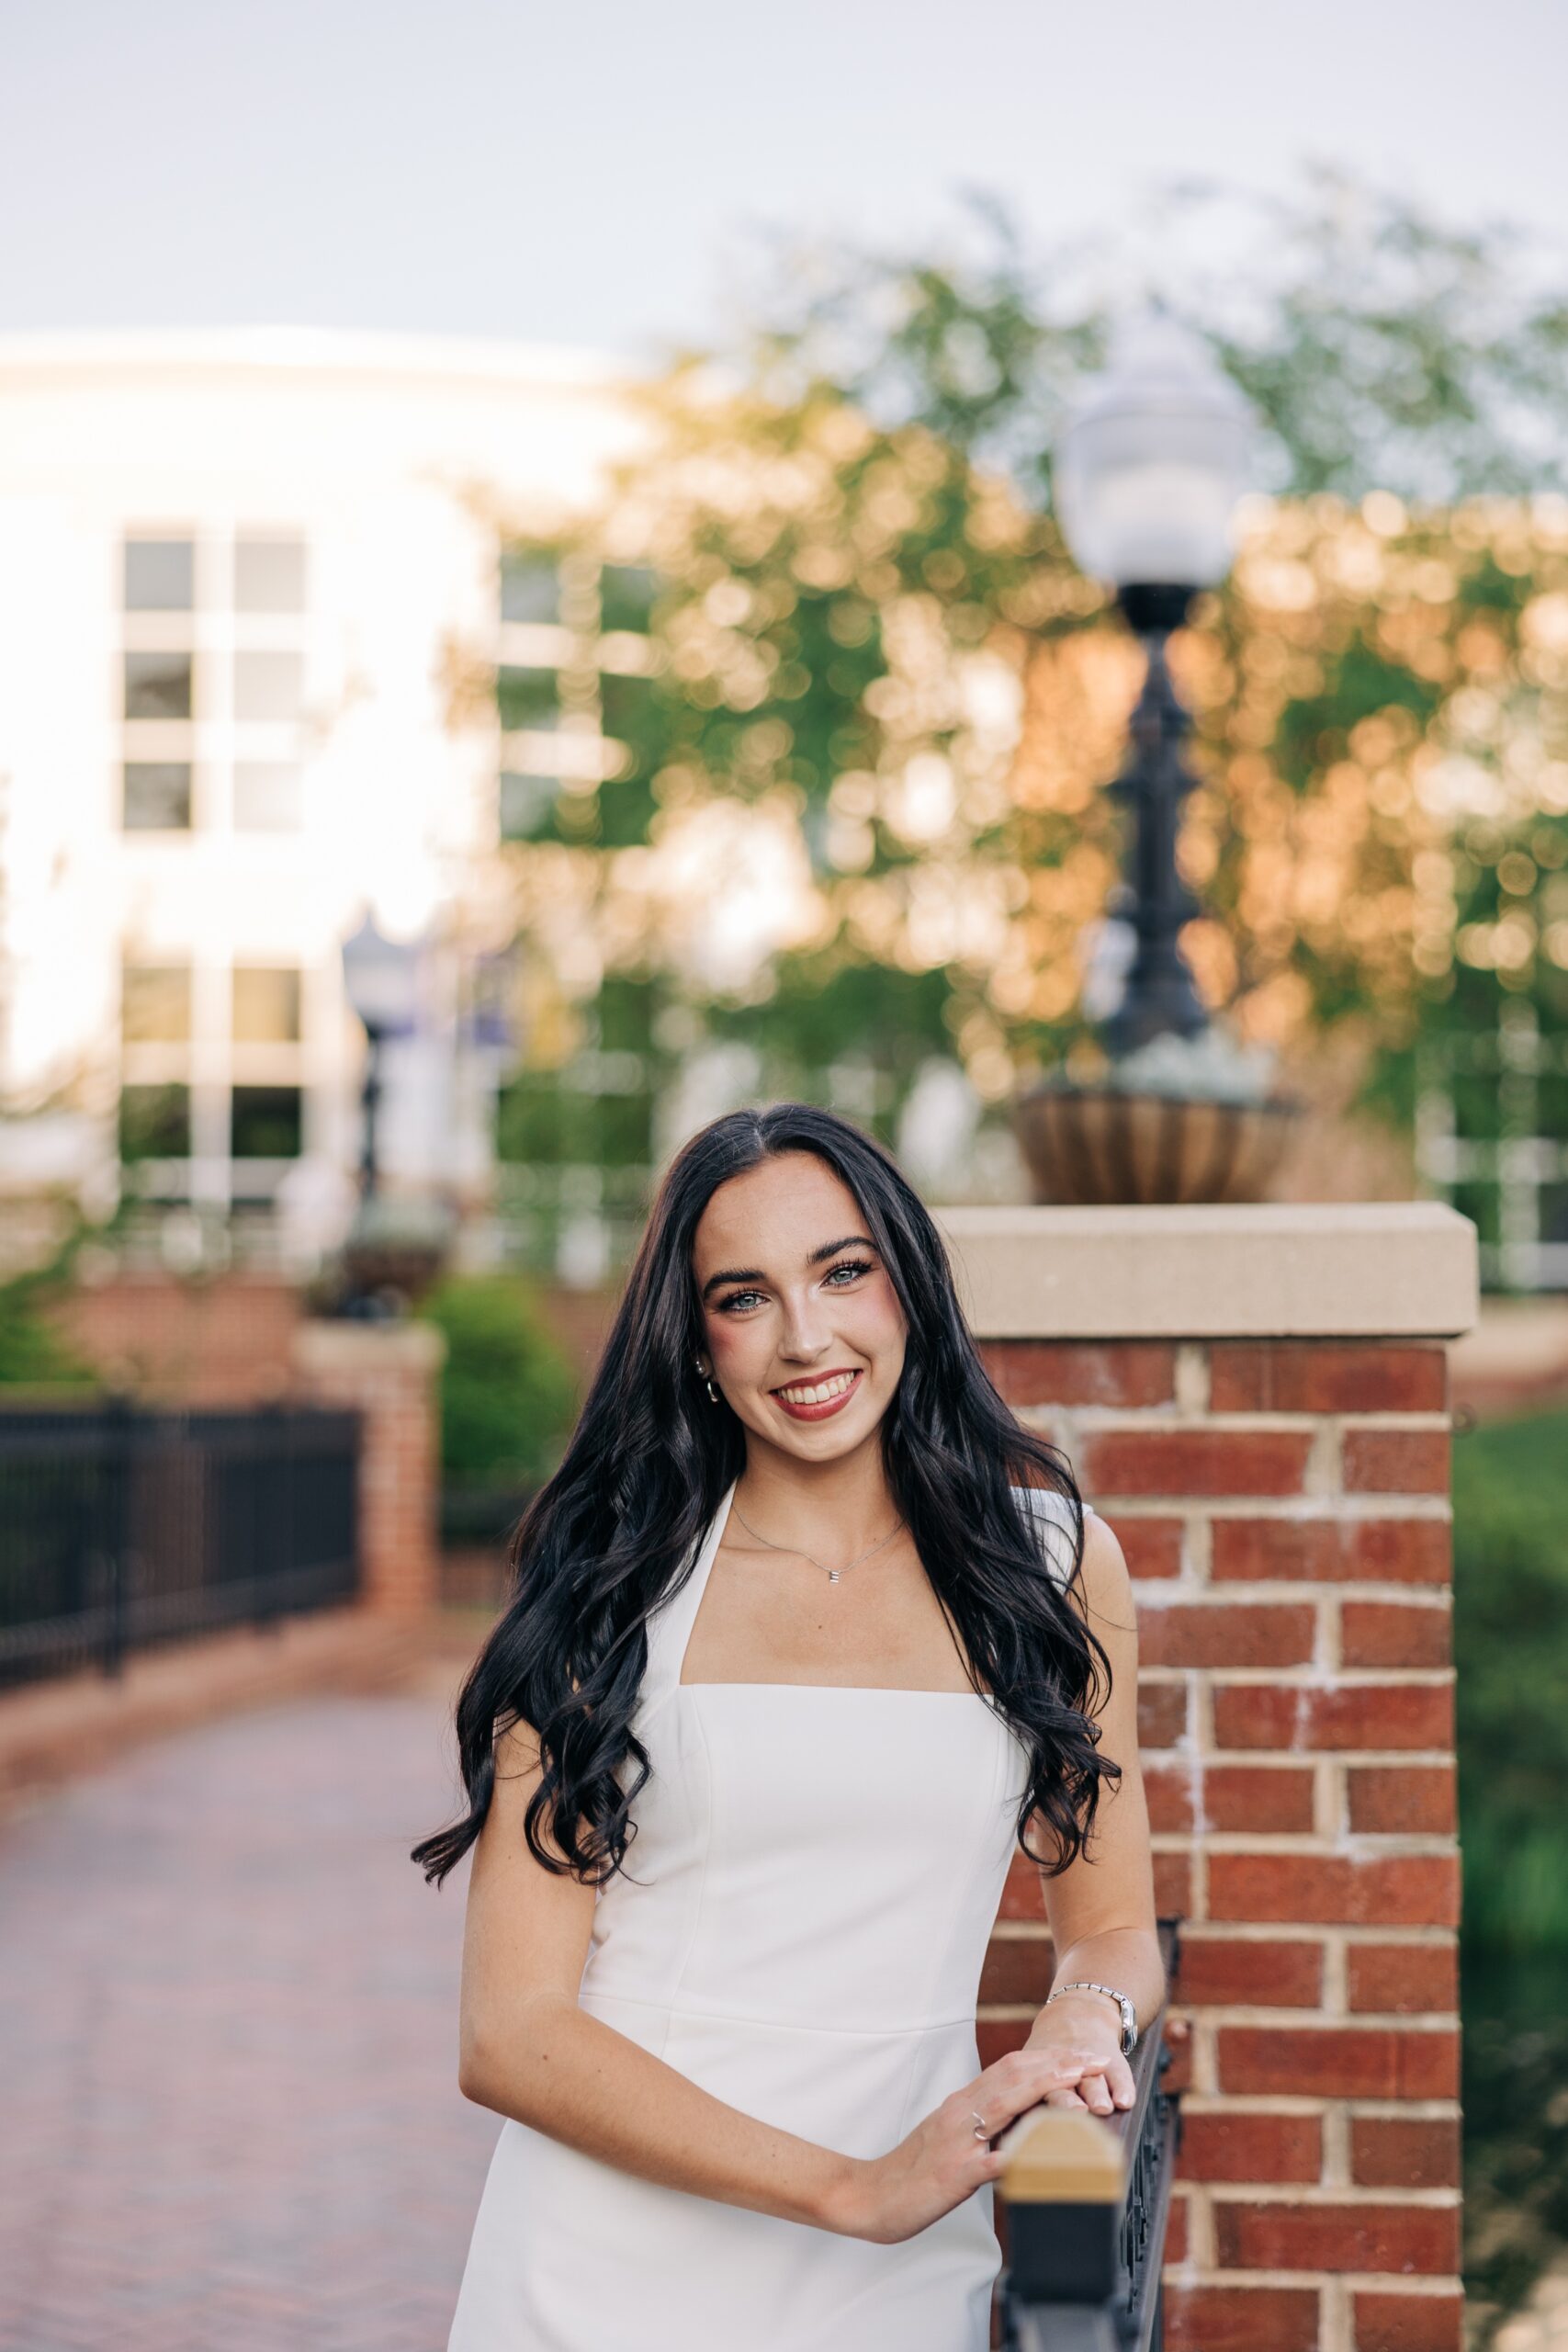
[{"left": 415, "top": 1102, "right": 1162, "bottom": 2352}]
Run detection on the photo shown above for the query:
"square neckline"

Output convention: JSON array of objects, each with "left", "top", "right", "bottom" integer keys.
[{"left": 674, "top": 1480, "right": 998, "bottom": 1702}]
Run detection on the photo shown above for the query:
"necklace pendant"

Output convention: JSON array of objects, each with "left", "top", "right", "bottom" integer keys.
[{"left": 828, "top": 1569, "right": 840, "bottom": 1585}]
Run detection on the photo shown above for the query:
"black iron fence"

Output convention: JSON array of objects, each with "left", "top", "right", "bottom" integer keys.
[
  {"left": 998, "top": 1923, "right": 1182, "bottom": 2352},
  {"left": 0, "top": 1400, "right": 360, "bottom": 1689}
]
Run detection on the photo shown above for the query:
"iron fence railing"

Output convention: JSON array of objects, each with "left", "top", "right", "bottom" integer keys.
[
  {"left": 0, "top": 1399, "right": 360, "bottom": 1688},
  {"left": 997, "top": 1923, "right": 1182, "bottom": 2352}
]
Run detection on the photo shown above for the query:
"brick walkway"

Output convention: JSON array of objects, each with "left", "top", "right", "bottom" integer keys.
[{"left": 0, "top": 1688, "right": 499, "bottom": 2352}]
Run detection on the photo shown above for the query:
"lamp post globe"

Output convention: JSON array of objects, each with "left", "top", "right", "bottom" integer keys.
[
  {"left": 1055, "top": 312, "right": 1253, "bottom": 607},
  {"left": 1054, "top": 313, "right": 1254, "bottom": 1056}
]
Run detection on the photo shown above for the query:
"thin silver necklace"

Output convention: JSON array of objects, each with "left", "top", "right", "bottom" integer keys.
[{"left": 729, "top": 1498, "right": 905, "bottom": 1586}]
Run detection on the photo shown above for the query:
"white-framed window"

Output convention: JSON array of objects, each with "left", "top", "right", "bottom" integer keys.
[
  {"left": 120, "top": 962, "right": 192, "bottom": 1043},
  {"left": 231, "top": 965, "right": 302, "bottom": 1045},
  {"left": 233, "top": 650, "right": 304, "bottom": 724},
  {"left": 124, "top": 537, "right": 194, "bottom": 613},
  {"left": 234, "top": 535, "right": 306, "bottom": 615},
  {"left": 493, "top": 544, "right": 660, "bottom": 848},
  {"left": 121, "top": 761, "right": 193, "bottom": 831},
  {"left": 118, "top": 526, "right": 310, "bottom": 836}
]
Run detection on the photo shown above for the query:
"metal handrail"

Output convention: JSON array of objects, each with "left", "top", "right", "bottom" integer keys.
[{"left": 997, "top": 1922, "right": 1182, "bottom": 2352}]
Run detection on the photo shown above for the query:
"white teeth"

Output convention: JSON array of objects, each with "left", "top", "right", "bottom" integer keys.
[{"left": 776, "top": 1372, "right": 857, "bottom": 1406}]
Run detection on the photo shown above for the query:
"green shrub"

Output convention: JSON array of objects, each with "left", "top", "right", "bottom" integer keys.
[
  {"left": 1463, "top": 1943, "right": 1568, "bottom": 2339},
  {"left": 0, "top": 1246, "right": 95, "bottom": 1388},
  {"left": 416, "top": 1274, "right": 581, "bottom": 1493},
  {"left": 1452, "top": 1407, "right": 1568, "bottom": 1951},
  {"left": 1422, "top": 1408, "right": 1568, "bottom": 2338}
]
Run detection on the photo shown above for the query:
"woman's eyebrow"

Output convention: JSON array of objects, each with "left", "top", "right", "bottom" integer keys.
[
  {"left": 698, "top": 1236, "right": 878, "bottom": 1305},
  {"left": 700, "top": 1264, "right": 764, "bottom": 1302},
  {"left": 807, "top": 1233, "right": 877, "bottom": 1265}
]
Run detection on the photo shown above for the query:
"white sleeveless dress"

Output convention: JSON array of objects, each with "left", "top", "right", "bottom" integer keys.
[{"left": 447, "top": 1482, "right": 1086, "bottom": 2352}]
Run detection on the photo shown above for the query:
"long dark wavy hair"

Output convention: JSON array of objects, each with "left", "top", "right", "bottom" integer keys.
[{"left": 412, "top": 1102, "right": 1119, "bottom": 1890}]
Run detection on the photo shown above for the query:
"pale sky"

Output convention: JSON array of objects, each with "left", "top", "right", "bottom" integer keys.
[{"left": 4, "top": 0, "right": 1567, "bottom": 360}]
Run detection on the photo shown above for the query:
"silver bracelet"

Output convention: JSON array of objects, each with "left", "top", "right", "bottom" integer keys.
[{"left": 1046, "top": 1979, "right": 1138, "bottom": 2057}]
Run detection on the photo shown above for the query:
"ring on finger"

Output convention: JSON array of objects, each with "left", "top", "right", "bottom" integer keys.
[{"left": 971, "top": 2109, "right": 989, "bottom": 2141}]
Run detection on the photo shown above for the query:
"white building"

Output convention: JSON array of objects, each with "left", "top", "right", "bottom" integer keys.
[{"left": 0, "top": 329, "right": 645, "bottom": 1272}]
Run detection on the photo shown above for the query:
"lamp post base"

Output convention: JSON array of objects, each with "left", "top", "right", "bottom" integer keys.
[
  {"left": 318, "top": 1194, "right": 457, "bottom": 1320},
  {"left": 1014, "top": 1081, "right": 1301, "bottom": 1207}
]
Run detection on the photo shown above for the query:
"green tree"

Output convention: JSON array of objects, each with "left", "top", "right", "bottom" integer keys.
[
  {"left": 471, "top": 174, "right": 1568, "bottom": 1261},
  {"left": 751, "top": 173, "right": 1568, "bottom": 505}
]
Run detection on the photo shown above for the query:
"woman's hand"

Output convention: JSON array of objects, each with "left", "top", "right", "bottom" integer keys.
[
  {"left": 829, "top": 2044, "right": 1111, "bottom": 2245},
  {"left": 1022, "top": 1991, "right": 1135, "bottom": 2120}
]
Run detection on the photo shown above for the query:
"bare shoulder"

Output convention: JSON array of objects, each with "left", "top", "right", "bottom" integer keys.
[
  {"left": 1008, "top": 1485, "right": 1133, "bottom": 1627},
  {"left": 1079, "top": 1509, "right": 1130, "bottom": 1592},
  {"left": 1076, "top": 1510, "right": 1135, "bottom": 1634}
]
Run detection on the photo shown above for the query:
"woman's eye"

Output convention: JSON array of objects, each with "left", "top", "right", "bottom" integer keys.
[{"left": 716, "top": 1261, "right": 874, "bottom": 1313}]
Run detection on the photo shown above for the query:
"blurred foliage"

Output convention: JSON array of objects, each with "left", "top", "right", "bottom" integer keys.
[
  {"left": 495, "top": 971, "right": 669, "bottom": 1176},
  {"left": 0, "top": 1215, "right": 98, "bottom": 1388},
  {"left": 1446, "top": 1409, "right": 1568, "bottom": 2336},
  {"left": 753, "top": 173, "right": 1568, "bottom": 507},
  {"left": 1452, "top": 1408, "right": 1568, "bottom": 1950},
  {"left": 1463, "top": 1943, "right": 1568, "bottom": 2343},
  {"left": 704, "top": 959, "right": 957, "bottom": 1134},
  {"left": 0, "top": 1266, "right": 95, "bottom": 1385},
  {"left": 466, "top": 175, "right": 1568, "bottom": 1242},
  {"left": 415, "top": 1273, "right": 579, "bottom": 1490},
  {"left": 497, "top": 666, "right": 560, "bottom": 731}
]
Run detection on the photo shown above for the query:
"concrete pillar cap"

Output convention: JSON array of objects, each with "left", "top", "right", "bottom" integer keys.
[{"left": 934, "top": 1201, "right": 1478, "bottom": 1340}]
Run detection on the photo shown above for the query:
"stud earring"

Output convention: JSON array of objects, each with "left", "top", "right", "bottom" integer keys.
[{"left": 695, "top": 1361, "right": 720, "bottom": 1405}]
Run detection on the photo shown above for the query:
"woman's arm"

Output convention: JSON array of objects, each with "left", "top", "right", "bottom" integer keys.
[
  {"left": 459, "top": 1720, "right": 860, "bottom": 2228},
  {"left": 1023, "top": 1511, "right": 1166, "bottom": 2110},
  {"left": 458, "top": 1718, "right": 1095, "bottom": 2240}
]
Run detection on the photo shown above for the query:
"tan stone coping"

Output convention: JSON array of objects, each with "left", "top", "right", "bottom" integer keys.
[{"left": 934, "top": 1201, "right": 1479, "bottom": 1340}]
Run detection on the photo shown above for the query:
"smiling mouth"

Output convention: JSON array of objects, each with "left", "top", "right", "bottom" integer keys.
[{"left": 770, "top": 1367, "right": 863, "bottom": 1420}]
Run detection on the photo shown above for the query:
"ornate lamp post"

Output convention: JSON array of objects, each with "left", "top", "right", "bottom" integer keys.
[
  {"left": 1054, "top": 313, "right": 1252, "bottom": 1056},
  {"left": 1015, "top": 318, "right": 1299, "bottom": 1204},
  {"left": 333, "top": 912, "right": 451, "bottom": 1316},
  {"left": 341, "top": 912, "right": 421, "bottom": 1199}
]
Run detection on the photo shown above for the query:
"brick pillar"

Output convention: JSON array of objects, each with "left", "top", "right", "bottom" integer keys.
[
  {"left": 291, "top": 1320, "right": 446, "bottom": 1618},
  {"left": 942, "top": 1202, "right": 1477, "bottom": 2352}
]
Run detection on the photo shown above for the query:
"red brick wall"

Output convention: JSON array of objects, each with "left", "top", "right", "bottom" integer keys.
[
  {"left": 977, "top": 1336, "right": 1461, "bottom": 2352},
  {"left": 49, "top": 1274, "right": 303, "bottom": 1404},
  {"left": 43, "top": 1282, "right": 446, "bottom": 1620},
  {"left": 292, "top": 1322, "right": 446, "bottom": 1619}
]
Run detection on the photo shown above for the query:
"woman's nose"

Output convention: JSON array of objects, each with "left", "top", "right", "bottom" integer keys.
[{"left": 777, "top": 1295, "right": 832, "bottom": 1359}]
